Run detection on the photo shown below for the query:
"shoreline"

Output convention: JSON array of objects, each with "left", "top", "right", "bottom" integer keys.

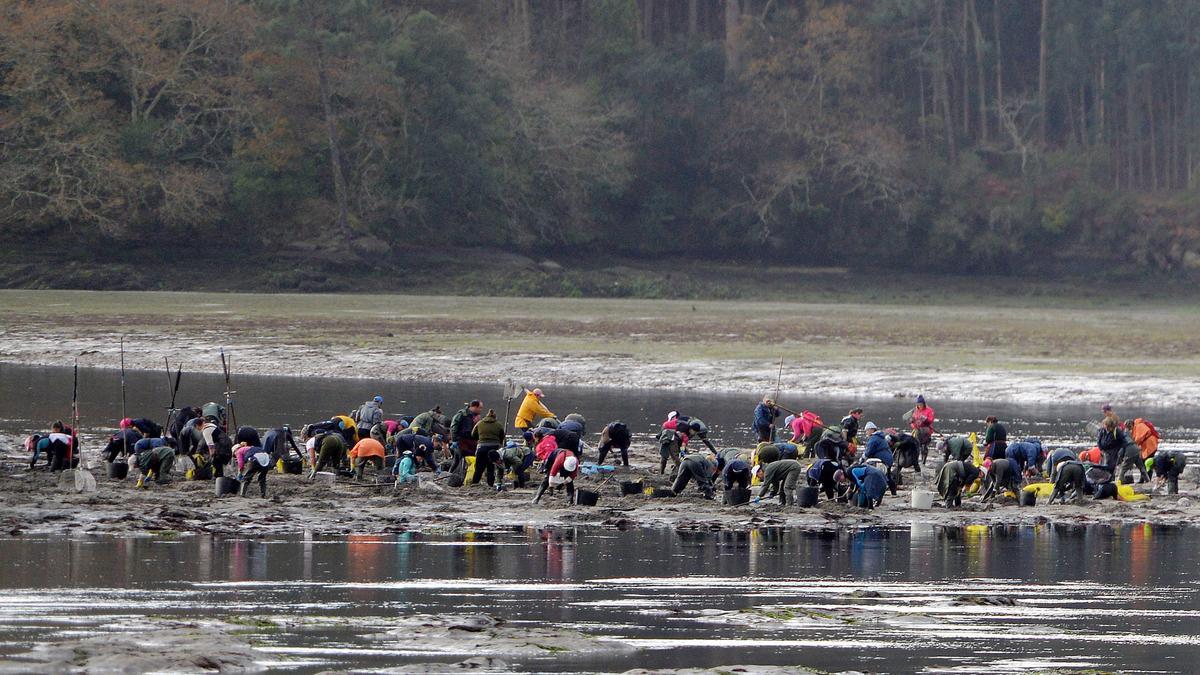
[{"left": 1, "top": 437, "right": 1192, "bottom": 539}]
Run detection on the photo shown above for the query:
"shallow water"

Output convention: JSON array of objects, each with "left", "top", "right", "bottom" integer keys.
[
  {"left": 2, "top": 364, "right": 1196, "bottom": 461},
  {"left": 0, "top": 525, "right": 1196, "bottom": 672}
]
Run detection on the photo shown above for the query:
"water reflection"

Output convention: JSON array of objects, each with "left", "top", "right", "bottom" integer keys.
[{"left": 0, "top": 525, "right": 1194, "bottom": 673}]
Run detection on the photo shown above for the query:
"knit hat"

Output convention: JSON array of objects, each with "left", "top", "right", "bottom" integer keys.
[
  {"left": 864, "top": 422, "right": 878, "bottom": 432},
  {"left": 916, "top": 395, "right": 926, "bottom": 405}
]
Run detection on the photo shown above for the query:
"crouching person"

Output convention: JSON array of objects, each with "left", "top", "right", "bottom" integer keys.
[
  {"left": 806, "top": 458, "right": 842, "bottom": 500},
  {"left": 936, "top": 459, "right": 980, "bottom": 508},
  {"left": 349, "top": 437, "right": 386, "bottom": 481},
  {"left": 849, "top": 462, "right": 889, "bottom": 509},
  {"left": 672, "top": 453, "right": 718, "bottom": 500},
  {"left": 134, "top": 442, "right": 176, "bottom": 488},
  {"left": 756, "top": 458, "right": 803, "bottom": 505},
  {"left": 533, "top": 452, "right": 578, "bottom": 505},
  {"left": 239, "top": 446, "right": 273, "bottom": 498},
  {"left": 1151, "top": 451, "right": 1188, "bottom": 495},
  {"left": 979, "top": 458, "right": 1020, "bottom": 502},
  {"left": 1048, "top": 460, "right": 1086, "bottom": 504},
  {"left": 498, "top": 442, "right": 530, "bottom": 490}
]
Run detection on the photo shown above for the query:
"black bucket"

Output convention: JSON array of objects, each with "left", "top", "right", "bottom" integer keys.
[
  {"left": 620, "top": 481, "right": 643, "bottom": 496},
  {"left": 214, "top": 477, "right": 240, "bottom": 497},
  {"left": 576, "top": 489, "right": 600, "bottom": 507},
  {"left": 726, "top": 486, "right": 751, "bottom": 506},
  {"left": 796, "top": 486, "right": 820, "bottom": 508},
  {"left": 445, "top": 474, "right": 465, "bottom": 488},
  {"left": 651, "top": 488, "right": 675, "bottom": 498},
  {"left": 1019, "top": 489, "right": 1037, "bottom": 507},
  {"left": 108, "top": 461, "right": 128, "bottom": 480}
]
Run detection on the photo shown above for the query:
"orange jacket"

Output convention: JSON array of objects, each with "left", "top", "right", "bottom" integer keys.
[
  {"left": 1129, "top": 419, "right": 1159, "bottom": 460},
  {"left": 350, "top": 438, "right": 385, "bottom": 459}
]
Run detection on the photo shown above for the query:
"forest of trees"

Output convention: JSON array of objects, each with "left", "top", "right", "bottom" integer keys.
[{"left": 4, "top": 0, "right": 1200, "bottom": 274}]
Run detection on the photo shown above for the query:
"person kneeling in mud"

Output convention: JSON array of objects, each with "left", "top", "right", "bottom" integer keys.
[
  {"left": 755, "top": 458, "right": 803, "bottom": 505},
  {"left": 979, "top": 458, "right": 1021, "bottom": 502},
  {"left": 807, "top": 458, "right": 844, "bottom": 500},
  {"left": 1048, "top": 460, "right": 1087, "bottom": 504},
  {"left": 349, "top": 437, "right": 387, "bottom": 481},
  {"left": 936, "top": 459, "right": 980, "bottom": 508},
  {"left": 309, "top": 432, "right": 347, "bottom": 478},
  {"left": 533, "top": 452, "right": 578, "bottom": 505},
  {"left": 1150, "top": 451, "right": 1188, "bottom": 495},
  {"left": 672, "top": 453, "right": 718, "bottom": 500},
  {"left": 133, "top": 441, "right": 176, "bottom": 488},
  {"left": 849, "top": 462, "right": 889, "bottom": 509}
]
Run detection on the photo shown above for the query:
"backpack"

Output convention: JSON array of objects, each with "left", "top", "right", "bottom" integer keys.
[
  {"left": 1135, "top": 418, "right": 1159, "bottom": 439},
  {"left": 450, "top": 409, "right": 466, "bottom": 436}
]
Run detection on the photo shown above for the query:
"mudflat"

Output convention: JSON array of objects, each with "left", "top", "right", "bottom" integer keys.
[{"left": 1, "top": 289, "right": 1199, "bottom": 405}]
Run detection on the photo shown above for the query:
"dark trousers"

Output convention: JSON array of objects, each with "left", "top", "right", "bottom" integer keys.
[
  {"left": 472, "top": 444, "right": 501, "bottom": 486},
  {"left": 597, "top": 442, "right": 629, "bottom": 467},
  {"left": 672, "top": 461, "right": 714, "bottom": 499},
  {"left": 354, "top": 455, "right": 384, "bottom": 480},
  {"left": 242, "top": 462, "right": 270, "bottom": 496}
]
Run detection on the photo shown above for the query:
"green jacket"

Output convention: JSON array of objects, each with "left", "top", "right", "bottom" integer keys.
[{"left": 471, "top": 413, "right": 505, "bottom": 445}]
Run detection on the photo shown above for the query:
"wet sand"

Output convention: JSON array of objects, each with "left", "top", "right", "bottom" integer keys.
[
  {"left": 3, "top": 289, "right": 1200, "bottom": 406},
  {"left": 0, "top": 434, "right": 1189, "bottom": 539}
]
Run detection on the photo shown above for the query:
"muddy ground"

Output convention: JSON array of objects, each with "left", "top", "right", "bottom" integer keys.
[
  {"left": 3, "top": 289, "right": 1200, "bottom": 406},
  {"left": 0, "top": 432, "right": 1191, "bottom": 538}
]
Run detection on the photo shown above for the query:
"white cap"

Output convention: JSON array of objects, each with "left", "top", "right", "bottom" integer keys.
[
  {"left": 864, "top": 421, "right": 878, "bottom": 432},
  {"left": 563, "top": 456, "right": 578, "bottom": 472}
]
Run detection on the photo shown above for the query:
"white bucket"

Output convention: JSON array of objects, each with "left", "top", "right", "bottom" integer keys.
[
  {"left": 910, "top": 490, "right": 935, "bottom": 510},
  {"left": 314, "top": 471, "right": 336, "bottom": 486}
]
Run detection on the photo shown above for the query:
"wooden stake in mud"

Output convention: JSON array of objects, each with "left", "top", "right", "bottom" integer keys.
[
  {"left": 163, "top": 357, "right": 183, "bottom": 434},
  {"left": 70, "top": 357, "right": 79, "bottom": 465},
  {"left": 120, "top": 337, "right": 128, "bottom": 459},
  {"left": 774, "top": 355, "right": 784, "bottom": 403},
  {"left": 220, "top": 348, "right": 237, "bottom": 432}
]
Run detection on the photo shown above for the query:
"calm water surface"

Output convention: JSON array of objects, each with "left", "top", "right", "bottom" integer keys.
[{"left": 0, "top": 526, "right": 1195, "bottom": 673}]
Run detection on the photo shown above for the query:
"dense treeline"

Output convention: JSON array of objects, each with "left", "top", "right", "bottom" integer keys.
[{"left": 3, "top": 0, "right": 1200, "bottom": 273}]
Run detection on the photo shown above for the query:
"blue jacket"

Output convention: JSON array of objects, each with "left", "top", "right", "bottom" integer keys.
[
  {"left": 133, "top": 437, "right": 168, "bottom": 452},
  {"left": 863, "top": 432, "right": 893, "bottom": 467},
  {"left": 753, "top": 403, "right": 778, "bottom": 431},
  {"left": 807, "top": 459, "right": 838, "bottom": 484},
  {"left": 851, "top": 465, "right": 888, "bottom": 502},
  {"left": 723, "top": 459, "right": 751, "bottom": 489},
  {"left": 1006, "top": 440, "right": 1042, "bottom": 473}
]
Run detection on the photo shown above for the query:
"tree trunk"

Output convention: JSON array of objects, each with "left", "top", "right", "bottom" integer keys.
[
  {"left": 724, "top": 0, "right": 741, "bottom": 78},
  {"left": 315, "top": 46, "right": 353, "bottom": 242},
  {"left": 933, "top": 0, "right": 956, "bottom": 161},
  {"left": 961, "top": 2, "right": 970, "bottom": 136},
  {"left": 1147, "top": 77, "right": 1158, "bottom": 191},
  {"left": 642, "top": 0, "right": 653, "bottom": 44},
  {"left": 968, "top": 0, "right": 988, "bottom": 143},
  {"left": 992, "top": 0, "right": 1003, "bottom": 124},
  {"left": 1038, "top": 0, "right": 1049, "bottom": 145}
]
